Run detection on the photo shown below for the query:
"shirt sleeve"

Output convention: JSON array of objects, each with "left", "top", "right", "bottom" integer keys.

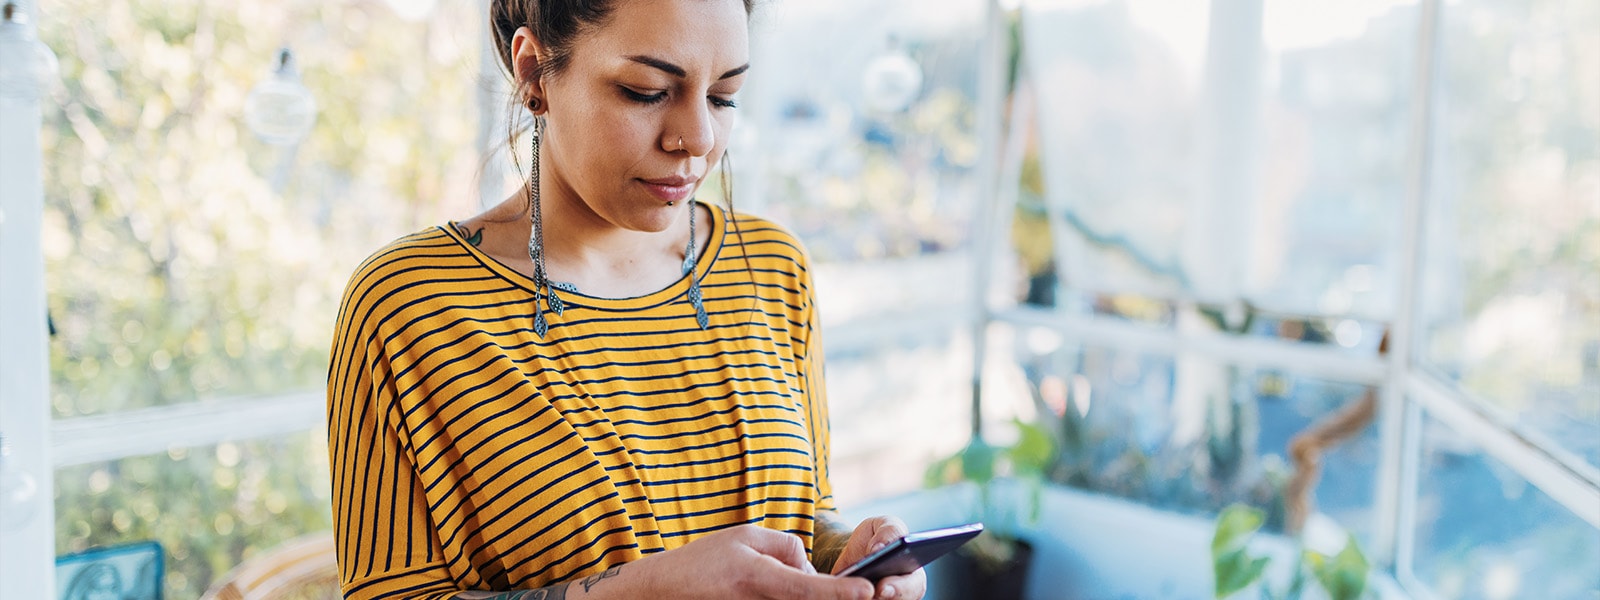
[
  {"left": 327, "top": 274, "right": 459, "bottom": 600},
  {"left": 793, "top": 258, "right": 836, "bottom": 514}
]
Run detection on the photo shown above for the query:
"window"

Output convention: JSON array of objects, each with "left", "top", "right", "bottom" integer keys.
[
  {"left": 35, "top": 0, "right": 488, "bottom": 594},
  {"left": 998, "top": 0, "right": 1600, "bottom": 597},
  {"left": 1420, "top": 0, "right": 1599, "bottom": 468},
  {"left": 9, "top": 0, "right": 1595, "bottom": 597}
]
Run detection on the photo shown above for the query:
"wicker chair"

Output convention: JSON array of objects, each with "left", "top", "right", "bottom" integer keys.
[{"left": 200, "top": 532, "right": 340, "bottom": 600}]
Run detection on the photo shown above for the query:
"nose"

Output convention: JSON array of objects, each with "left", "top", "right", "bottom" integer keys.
[{"left": 663, "top": 99, "right": 716, "bottom": 157}]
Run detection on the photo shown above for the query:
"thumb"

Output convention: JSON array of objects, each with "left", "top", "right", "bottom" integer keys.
[{"left": 757, "top": 567, "right": 874, "bottom": 600}]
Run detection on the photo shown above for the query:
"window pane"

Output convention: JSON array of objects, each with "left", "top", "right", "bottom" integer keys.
[
  {"left": 1419, "top": 0, "right": 1600, "bottom": 466},
  {"left": 1021, "top": 0, "right": 1418, "bottom": 318},
  {"left": 1253, "top": 0, "right": 1419, "bottom": 317},
  {"left": 1001, "top": 323, "right": 1381, "bottom": 546},
  {"left": 1410, "top": 410, "right": 1600, "bottom": 599},
  {"left": 748, "top": 0, "right": 985, "bottom": 262},
  {"left": 827, "top": 329, "right": 972, "bottom": 507},
  {"left": 39, "top": 0, "right": 486, "bottom": 417},
  {"left": 54, "top": 430, "right": 333, "bottom": 598}
]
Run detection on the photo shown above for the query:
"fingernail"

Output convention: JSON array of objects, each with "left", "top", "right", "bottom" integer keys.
[
  {"left": 883, "top": 585, "right": 896, "bottom": 598},
  {"left": 872, "top": 542, "right": 886, "bottom": 551}
]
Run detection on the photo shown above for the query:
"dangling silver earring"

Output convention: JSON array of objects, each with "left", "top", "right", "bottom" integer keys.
[
  {"left": 685, "top": 200, "right": 707, "bottom": 330},
  {"left": 527, "top": 116, "right": 565, "bottom": 338}
]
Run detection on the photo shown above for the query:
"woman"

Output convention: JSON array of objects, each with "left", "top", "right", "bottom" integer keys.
[{"left": 327, "top": 1, "right": 927, "bottom": 598}]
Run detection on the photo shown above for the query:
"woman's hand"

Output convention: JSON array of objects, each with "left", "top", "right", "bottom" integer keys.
[
  {"left": 828, "top": 516, "right": 927, "bottom": 600},
  {"left": 627, "top": 524, "right": 875, "bottom": 600}
]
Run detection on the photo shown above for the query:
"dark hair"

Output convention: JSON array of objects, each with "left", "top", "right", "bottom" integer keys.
[{"left": 490, "top": 0, "right": 755, "bottom": 89}]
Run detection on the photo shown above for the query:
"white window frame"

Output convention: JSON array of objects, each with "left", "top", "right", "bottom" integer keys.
[
  {"left": 1, "top": 0, "right": 57, "bottom": 596},
  {"left": 6, "top": 1, "right": 1597, "bottom": 599}
]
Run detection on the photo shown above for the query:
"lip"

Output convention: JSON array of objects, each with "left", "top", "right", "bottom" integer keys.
[{"left": 638, "top": 175, "right": 699, "bottom": 203}]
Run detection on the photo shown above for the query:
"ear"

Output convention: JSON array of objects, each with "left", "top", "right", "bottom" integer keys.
[{"left": 511, "top": 26, "right": 549, "bottom": 114}]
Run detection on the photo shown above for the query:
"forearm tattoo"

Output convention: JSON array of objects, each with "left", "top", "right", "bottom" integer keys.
[
  {"left": 451, "top": 585, "right": 566, "bottom": 600},
  {"left": 451, "top": 565, "right": 622, "bottom": 599},
  {"left": 580, "top": 566, "right": 621, "bottom": 592},
  {"left": 812, "top": 511, "right": 854, "bottom": 573}
]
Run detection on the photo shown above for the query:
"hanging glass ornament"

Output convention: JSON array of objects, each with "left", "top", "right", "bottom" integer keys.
[
  {"left": 245, "top": 48, "right": 319, "bottom": 146},
  {"left": 861, "top": 35, "right": 922, "bottom": 113}
]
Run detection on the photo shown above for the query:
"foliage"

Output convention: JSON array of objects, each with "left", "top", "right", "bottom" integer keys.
[
  {"left": 924, "top": 419, "right": 1055, "bottom": 571},
  {"left": 1211, "top": 504, "right": 1370, "bottom": 600},
  {"left": 54, "top": 433, "right": 333, "bottom": 597},
  {"left": 38, "top": 0, "right": 486, "bottom": 595},
  {"left": 1212, "top": 505, "right": 1271, "bottom": 598}
]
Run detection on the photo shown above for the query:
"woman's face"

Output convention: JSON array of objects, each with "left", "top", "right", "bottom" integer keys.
[{"left": 524, "top": 0, "right": 749, "bottom": 233}]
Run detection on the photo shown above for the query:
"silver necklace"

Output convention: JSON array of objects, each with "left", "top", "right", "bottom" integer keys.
[{"left": 527, "top": 117, "right": 708, "bottom": 337}]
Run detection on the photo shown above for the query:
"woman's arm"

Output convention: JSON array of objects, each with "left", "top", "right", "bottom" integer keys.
[
  {"left": 447, "top": 525, "right": 875, "bottom": 600},
  {"left": 450, "top": 564, "right": 620, "bottom": 599},
  {"left": 812, "top": 510, "right": 856, "bottom": 574}
]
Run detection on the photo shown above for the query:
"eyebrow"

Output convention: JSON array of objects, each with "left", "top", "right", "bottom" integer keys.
[{"left": 626, "top": 55, "right": 750, "bottom": 80}]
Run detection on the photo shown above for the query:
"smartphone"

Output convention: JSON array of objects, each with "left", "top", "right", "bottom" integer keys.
[{"left": 836, "top": 522, "right": 984, "bottom": 582}]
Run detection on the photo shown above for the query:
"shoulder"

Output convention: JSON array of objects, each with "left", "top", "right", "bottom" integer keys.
[
  {"left": 334, "top": 226, "right": 476, "bottom": 332},
  {"left": 724, "top": 211, "right": 816, "bottom": 276}
]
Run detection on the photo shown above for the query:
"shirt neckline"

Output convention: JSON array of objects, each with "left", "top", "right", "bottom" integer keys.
[{"left": 440, "top": 200, "right": 727, "bottom": 312}]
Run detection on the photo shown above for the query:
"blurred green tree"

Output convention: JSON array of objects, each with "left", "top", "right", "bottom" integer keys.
[{"left": 40, "top": 0, "right": 488, "bottom": 595}]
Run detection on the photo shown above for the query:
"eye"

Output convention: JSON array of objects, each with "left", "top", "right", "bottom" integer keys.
[
  {"left": 620, "top": 86, "right": 667, "bottom": 105},
  {"left": 710, "top": 96, "right": 739, "bottom": 109}
]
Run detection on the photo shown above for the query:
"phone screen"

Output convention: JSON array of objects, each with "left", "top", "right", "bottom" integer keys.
[{"left": 836, "top": 523, "right": 984, "bottom": 582}]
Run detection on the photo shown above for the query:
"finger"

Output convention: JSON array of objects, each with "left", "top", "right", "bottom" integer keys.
[
  {"left": 877, "top": 569, "right": 926, "bottom": 600},
  {"left": 737, "top": 526, "right": 815, "bottom": 573},
  {"left": 758, "top": 566, "right": 874, "bottom": 600},
  {"left": 834, "top": 517, "right": 908, "bottom": 576},
  {"left": 868, "top": 517, "right": 909, "bottom": 550}
]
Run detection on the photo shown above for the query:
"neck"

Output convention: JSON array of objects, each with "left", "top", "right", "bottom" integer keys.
[{"left": 536, "top": 182, "right": 694, "bottom": 271}]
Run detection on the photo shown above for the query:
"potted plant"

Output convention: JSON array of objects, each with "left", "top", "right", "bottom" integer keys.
[
  {"left": 923, "top": 419, "right": 1056, "bottom": 600},
  {"left": 1212, "top": 504, "right": 1371, "bottom": 600}
]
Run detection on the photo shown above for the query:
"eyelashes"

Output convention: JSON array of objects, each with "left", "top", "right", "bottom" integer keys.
[
  {"left": 620, "top": 86, "right": 738, "bottom": 109},
  {"left": 620, "top": 87, "right": 666, "bottom": 104}
]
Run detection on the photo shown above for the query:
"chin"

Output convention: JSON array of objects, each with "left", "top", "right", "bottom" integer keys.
[{"left": 623, "top": 202, "right": 684, "bottom": 233}]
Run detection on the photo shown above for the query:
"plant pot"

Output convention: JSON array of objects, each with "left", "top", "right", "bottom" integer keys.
[{"left": 928, "top": 539, "right": 1034, "bottom": 600}]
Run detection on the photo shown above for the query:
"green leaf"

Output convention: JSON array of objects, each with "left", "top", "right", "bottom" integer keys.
[
  {"left": 1214, "top": 551, "right": 1269, "bottom": 598},
  {"left": 1303, "top": 550, "right": 1327, "bottom": 575},
  {"left": 1309, "top": 535, "right": 1368, "bottom": 600},
  {"left": 960, "top": 439, "right": 998, "bottom": 485},
  {"left": 1009, "top": 418, "right": 1056, "bottom": 475},
  {"left": 1212, "top": 505, "right": 1269, "bottom": 599},
  {"left": 1212, "top": 504, "right": 1265, "bottom": 555},
  {"left": 923, "top": 455, "right": 956, "bottom": 488}
]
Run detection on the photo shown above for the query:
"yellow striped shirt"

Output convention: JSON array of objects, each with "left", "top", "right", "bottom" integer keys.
[{"left": 327, "top": 203, "right": 834, "bottom": 599}]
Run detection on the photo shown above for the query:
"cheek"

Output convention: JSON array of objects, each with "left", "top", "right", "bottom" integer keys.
[
  {"left": 710, "top": 114, "right": 737, "bottom": 157},
  {"left": 562, "top": 107, "right": 655, "bottom": 181}
]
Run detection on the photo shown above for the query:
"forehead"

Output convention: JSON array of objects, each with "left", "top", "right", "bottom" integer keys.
[{"left": 577, "top": 0, "right": 750, "bottom": 74}]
